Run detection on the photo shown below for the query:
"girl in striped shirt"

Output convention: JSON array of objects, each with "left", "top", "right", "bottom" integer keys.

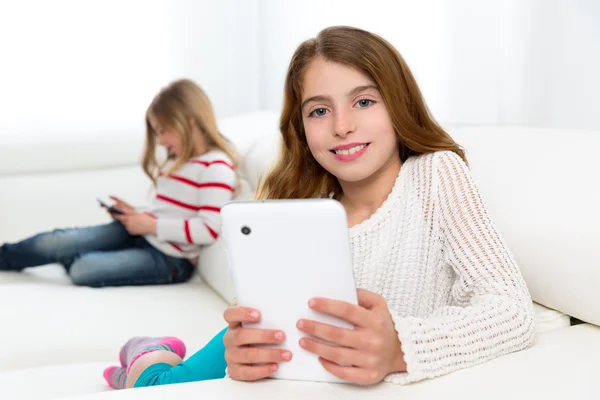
[{"left": 0, "top": 79, "right": 237, "bottom": 288}]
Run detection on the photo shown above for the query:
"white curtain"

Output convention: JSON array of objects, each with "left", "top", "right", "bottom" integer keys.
[
  {"left": 1, "top": 0, "right": 598, "bottom": 144},
  {"left": 258, "top": 0, "right": 600, "bottom": 130},
  {"left": 0, "top": 0, "right": 260, "bottom": 141}
]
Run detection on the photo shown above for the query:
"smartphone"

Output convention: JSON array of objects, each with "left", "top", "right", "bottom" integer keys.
[{"left": 97, "top": 198, "right": 124, "bottom": 215}]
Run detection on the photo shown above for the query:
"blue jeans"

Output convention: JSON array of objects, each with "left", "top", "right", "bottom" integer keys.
[{"left": 0, "top": 221, "right": 194, "bottom": 287}]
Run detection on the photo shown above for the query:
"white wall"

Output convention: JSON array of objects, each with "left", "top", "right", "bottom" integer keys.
[
  {"left": 258, "top": 0, "right": 465, "bottom": 123},
  {"left": 500, "top": 0, "right": 600, "bottom": 131},
  {"left": 258, "top": 0, "right": 600, "bottom": 130},
  {"left": 0, "top": 0, "right": 260, "bottom": 143},
  {"left": 1, "top": 0, "right": 598, "bottom": 148}
]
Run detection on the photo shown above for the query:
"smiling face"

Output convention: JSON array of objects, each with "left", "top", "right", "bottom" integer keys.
[
  {"left": 148, "top": 113, "right": 182, "bottom": 160},
  {"left": 300, "top": 57, "right": 400, "bottom": 186}
]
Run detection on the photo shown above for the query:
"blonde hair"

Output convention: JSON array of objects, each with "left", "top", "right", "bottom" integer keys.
[
  {"left": 258, "top": 26, "right": 466, "bottom": 200},
  {"left": 142, "top": 79, "right": 237, "bottom": 184}
]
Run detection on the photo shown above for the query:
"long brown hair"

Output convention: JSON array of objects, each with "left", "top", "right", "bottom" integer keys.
[
  {"left": 142, "top": 79, "right": 237, "bottom": 184},
  {"left": 258, "top": 26, "right": 466, "bottom": 200}
]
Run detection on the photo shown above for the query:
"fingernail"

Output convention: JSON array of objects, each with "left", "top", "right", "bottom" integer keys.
[
  {"left": 282, "top": 351, "right": 292, "bottom": 361},
  {"left": 299, "top": 338, "right": 307, "bottom": 347},
  {"left": 297, "top": 320, "right": 305, "bottom": 329},
  {"left": 271, "top": 364, "right": 278, "bottom": 372},
  {"left": 275, "top": 331, "right": 285, "bottom": 341},
  {"left": 308, "top": 298, "right": 316, "bottom": 308},
  {"left": 250, "top": 311, "right": 260, "bottom": 320}
]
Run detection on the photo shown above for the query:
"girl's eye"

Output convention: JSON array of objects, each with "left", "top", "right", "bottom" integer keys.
[
  {"left": 309, "top": 108, "right": 329, "bottom": 118},
  {"left": 356, "top": 99, "right": 374, "bottom": 108}
]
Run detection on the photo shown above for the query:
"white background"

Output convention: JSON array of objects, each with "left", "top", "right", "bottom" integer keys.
[
  {"left": 0, "top": 0, "right": 260, "bottom": 142},
  {"left": 1, "top": 0, "right": 598, "bottom": 145},
  {"left": 258, "top": 0, "right": 600, "bottom": 129}
]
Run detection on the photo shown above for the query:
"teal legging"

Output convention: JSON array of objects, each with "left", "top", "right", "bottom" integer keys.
[{"left": 134, "top": 327, "right": 228, "bottom": 388}]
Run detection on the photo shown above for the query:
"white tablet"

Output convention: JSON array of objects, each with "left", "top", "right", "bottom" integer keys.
[{"left": 220, "top": 199, "right": 358, "bottom": 383}]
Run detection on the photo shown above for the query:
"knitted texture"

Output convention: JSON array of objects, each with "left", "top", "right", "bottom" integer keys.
[{"left": 348, "top": 150, "right": 535, "bottom": 384}]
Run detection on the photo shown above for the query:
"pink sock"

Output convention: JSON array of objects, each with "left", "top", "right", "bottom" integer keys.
[
  {"left": 119, "top": 336, "right": 186, "bottom": 374},
  {"left": 103, "top": 366, "right": 127, "bottom": 389}
]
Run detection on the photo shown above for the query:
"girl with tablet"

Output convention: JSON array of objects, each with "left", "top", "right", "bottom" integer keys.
[
  {"left": 105, "top": 26, "right": 534, "bottom": 389},
  {"left": 0, "top": 79, "right": 237, "bottom": 288}
]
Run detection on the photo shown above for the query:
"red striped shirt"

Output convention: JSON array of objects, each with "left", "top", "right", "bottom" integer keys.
[
  {"left": 189, "top": 159, "right": 234, "bottom": 170},
  {"left": 143, "top": 151, "right": 235, "bottom": 254},
  {"left": 203, "top": 223, "right": 219, "bottom": 239},
  {"left": 156, "top": 194, "right": 221, "bottom": 212},
  {"left": 184, "top": 220, "right": 193, "bottom": 243},
  {"left": 145, "top": 212, "right": 185, "bottom": 253},
  {"left": 162, "top": 173, "right": 234, "bottom": 191},
  {"left": 169, "top": 242, "right": 184, "bottom": 252}
]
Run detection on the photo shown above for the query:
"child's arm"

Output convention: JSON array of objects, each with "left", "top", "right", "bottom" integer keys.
[
  {"left": 386, "top": 151, "right": 535, "bottom": 384},
  {"left": 155, "top": 159, "right": 236, "bottom": 245}
]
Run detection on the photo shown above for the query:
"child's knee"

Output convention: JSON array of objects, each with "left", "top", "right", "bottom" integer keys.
[
  {"left": 31, "top": 229, "right": 72, "bottom": 257},
  {"left": 69, "top": 257, "right": 105, "bottom": 287},
  {"left": 132, "top": 362, "right": 177, "bottom": 388}
]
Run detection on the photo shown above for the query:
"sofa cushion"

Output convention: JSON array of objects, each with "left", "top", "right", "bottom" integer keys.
[
  {"left": 532, "top": 302, "right": 571, "bottom": 333},
  {"left": 218, "top": 111, "right": 280, "bottom": 159},
  {"left": 197, "top": 237, "right": 236, "bottom": 305},
  {"left": 0, "top": 272, "right": 228, "bottom": 373},
  {"left": 0, "top": 363, "right": 111, "bottom": 400},
  {"left": 449, "top": 126, "right": 600, "bottom": 326},
  {"left": 3, "top": 324, "right": 599, "bottom": 400},
  {"left": 0, "top": 132, "right": 141, "bottom": 176},
  {"left": 239, "top": 132, "right": 281, "bottom": 191}
]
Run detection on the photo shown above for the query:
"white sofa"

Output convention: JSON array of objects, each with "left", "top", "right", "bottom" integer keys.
[{"left": 0, "top": 111, "right": 598, "bottom": 399}]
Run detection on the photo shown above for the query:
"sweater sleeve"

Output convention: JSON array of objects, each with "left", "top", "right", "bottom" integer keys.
[
  {"left": 156, "top": 160, "right": 236, "bottom": 245},
  {"left": 385, "top": 151, "right": 535, "bottom": 385}
]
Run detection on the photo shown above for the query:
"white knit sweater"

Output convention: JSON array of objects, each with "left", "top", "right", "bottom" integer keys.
[{"left": 348, "top": 150, "right": 535, "bottom": 384}]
